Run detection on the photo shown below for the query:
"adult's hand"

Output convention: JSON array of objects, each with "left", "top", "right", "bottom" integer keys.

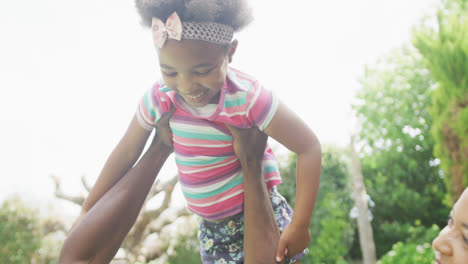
[
  {"left": 226, "top": 124, "right": 267, "bottom": 164},
  {"left": 226, "top": 125, "right": 283, "bottom": 264},
  {"left": 151, "top": 106, "right": 176, "bottom": 151}
]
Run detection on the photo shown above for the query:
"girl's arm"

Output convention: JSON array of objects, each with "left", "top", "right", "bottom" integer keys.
[
  {"left": 70, "top": 115, "right": 152, "bottom": 230},
  {"left": 59, "top": 111, "right": 174, "bottom": 264},
  {"left": 263, "top": 101, "right": 322, "bottom": 261}
]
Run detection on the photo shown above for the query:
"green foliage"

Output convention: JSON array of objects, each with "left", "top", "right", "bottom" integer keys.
[
  {"left": 165, "top": 227, "right": 202, "bottom": 264},
  {"left": 0, "top": 197, "right": 42, "bottom": 264},
  {"left": 278, "top": 147, "right": 354, "bottom": 264},
  {"left": 377, "top": 225, "right": 440, "bottom": 264},
  {"left": 378, "top": 242, "right": 434, "bottom": 264},
  {"left": 305, "top": 192, "right": 353, "bottom": 264},
  {"left": 413, "top": 0, "right": 468, "bottom": 202},
  {"left": 353, "top": 45, "right": 450, "bottom": 257}
]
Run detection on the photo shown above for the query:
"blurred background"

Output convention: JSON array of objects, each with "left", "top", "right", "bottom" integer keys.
[{"left": 1, "top": 0, "right": 467, "bottom": 263}]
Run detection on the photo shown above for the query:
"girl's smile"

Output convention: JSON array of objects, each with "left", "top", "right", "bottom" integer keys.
[{"left": 157, "top": 38, "right": 237, "bottom": 108}]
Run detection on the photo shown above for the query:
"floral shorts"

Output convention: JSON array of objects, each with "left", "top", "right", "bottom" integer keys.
[{"left": 198, "top": 187, "right": 309, "bottom": 264}]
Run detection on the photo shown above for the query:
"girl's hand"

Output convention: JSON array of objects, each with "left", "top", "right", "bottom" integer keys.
[
  {"left": 151, "top": 106, "right": 176, "bottom": 151},
  {"left": 276, "top": 223, "right": 311, "bottom": 263},
  {"left": 225, "top": 124, "right": 268, "bottom": 164}
]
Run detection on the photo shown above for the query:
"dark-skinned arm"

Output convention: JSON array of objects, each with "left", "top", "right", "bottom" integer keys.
[
  {"left": 264, "top": 102, "right": 321, "bottom": 262},
  {"left": 59, "top": 110, "right": 174, "bottom": 264},
  {"left": 226, "top": 125, "right": 283, "bottom": 264}
]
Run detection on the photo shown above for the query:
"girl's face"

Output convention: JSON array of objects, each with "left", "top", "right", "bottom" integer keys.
[
  {"left": 157, "top": 39, "right": 236, "bottom": 108},
  {"left": 433, "top": 188, "right": 468, "bottom": 264}
]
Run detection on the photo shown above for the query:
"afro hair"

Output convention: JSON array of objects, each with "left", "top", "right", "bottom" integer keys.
[{"left": 135, "top": 0, "right": 253, "bottom": 32}]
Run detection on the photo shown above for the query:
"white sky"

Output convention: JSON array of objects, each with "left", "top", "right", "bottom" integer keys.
[{"left": 0, "top": 0, "right": 437, "bottom": 214}]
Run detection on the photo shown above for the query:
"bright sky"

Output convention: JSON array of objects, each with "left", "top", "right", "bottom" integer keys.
[{"left": 0, "top": 0, "right": 437, "bottom": 214}]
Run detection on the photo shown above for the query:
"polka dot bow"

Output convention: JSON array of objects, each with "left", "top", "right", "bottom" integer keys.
[{"left": 151, "top": 12, "right": 183, "bottom": 48}]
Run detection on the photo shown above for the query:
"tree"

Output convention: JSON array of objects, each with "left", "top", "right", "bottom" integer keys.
[
  {"left": 350, "top": 135, "right": 376, "bottom": 264},
  {"left": 278, "top": 147, "right": 355, "bottom": 264},
  {"left": 0, "top": 196, "right": 41, "bottom": 264},
  {"left": 413, "top": 0, "right": 468, "bottom": 203},
  {"left": 51, "top": 174, "right": 191, "bottom": 263},
  {"left": 353, "top": 45, "right": 449, "bottom": 257}
]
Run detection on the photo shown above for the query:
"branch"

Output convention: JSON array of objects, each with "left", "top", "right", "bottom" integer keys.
[
  {"left": 81, "top": 175, "right": 92, "bottom": 193},
  {"left": 144, "top": 177, "right": 178, "bottom": 220},
  {"left": 147, "top": 179, "right": 160, "bottom": 199},
  {"left": 121, "top": 175, "right": 179, "bottom": 256},
  {"left": 154, "top": 175, "right": 178, "bottom": 193},
  {"left": 50, "top": 174, "right": 85, "bottom": 206},
  {"left": 42, "top": 218, "right": 67, "bottom": 235},
  {"left": 146, "top": 175, "right": 178, "bottom": 200},
  {"left": 148, "top": 207, "right": 191, "bottom": 234},
  {"left": 142, "top": 208, "right": 192, "bottom": 261}
]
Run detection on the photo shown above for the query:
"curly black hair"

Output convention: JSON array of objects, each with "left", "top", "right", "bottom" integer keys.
[{"left": 135, "top": 0, "right": 253, "bottom": 32}]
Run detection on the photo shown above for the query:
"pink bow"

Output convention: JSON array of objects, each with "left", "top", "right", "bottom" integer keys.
[{"left": 151, "top": 12, "right": 183, "bottom": 48}]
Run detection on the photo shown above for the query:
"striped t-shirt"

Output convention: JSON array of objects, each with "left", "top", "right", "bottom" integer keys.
[{"left": 136, "top": 67, "right": 282, "bottom": 220}]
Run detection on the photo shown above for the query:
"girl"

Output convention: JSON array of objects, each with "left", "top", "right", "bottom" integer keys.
[
  {"left": 60, "top": 112, "right": 282, "bottom": 264},
  {"left": 433, "top": 187, "right": 468, "bottom": 264},
  {"left": 75, "top": 1, "right": 321, "bottom": 263}
]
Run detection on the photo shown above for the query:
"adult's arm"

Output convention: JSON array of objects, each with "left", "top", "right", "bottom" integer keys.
[
  {"left": 59, "top": 111, "right": 174, "bottom": 264},
  {"left": 70, "top": 116, "right": 152, "bottom": 231},
  {"left": 226, "top": 125, "right": 283, "bottom": 264}
]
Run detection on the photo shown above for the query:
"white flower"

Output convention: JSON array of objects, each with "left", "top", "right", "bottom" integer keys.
[
  {"left": 216, "top": 258, "right": 226, "bottom": 264},
  {"left": 416, "top": 245, "right": 423, "bottom": 253},
  {"left": 281, "top": 208, "right": 291, "bottom": 221},
  {"left": 229, "top": 243, "right": 239, "bottom": 252},
  {"left": 205, "top": 239, "right": 214, "bottom": 250}
]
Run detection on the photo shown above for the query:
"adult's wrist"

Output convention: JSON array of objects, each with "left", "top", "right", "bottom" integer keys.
[
  {"left": 239, "top": 158, "right": 262, "bottom": 169},
  {"left": 240, "top": 162, "right": 264, "bottom": 182},
  {"left": 147, "top": 137, "right": 173, "bottom": 156}
]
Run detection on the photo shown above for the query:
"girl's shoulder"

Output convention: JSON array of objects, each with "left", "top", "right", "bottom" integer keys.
[
  {"left": 226, "top": 67, "right": 259, "bottom": 92},
  {"left": 226, "top": 67, "right": 272, "bottom": 100}
]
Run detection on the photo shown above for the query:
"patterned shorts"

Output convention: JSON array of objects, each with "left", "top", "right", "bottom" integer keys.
[{"left": 198, "top": 187, "right": 309, "bottom": 264}]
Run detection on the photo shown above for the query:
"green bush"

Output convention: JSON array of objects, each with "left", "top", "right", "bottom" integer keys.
[
  {"left": 413, "top": 0, "right": 468, "bottom": 203},
  {"left": 0, "top": 197, "right": 42, "bottom": 264},
  {"left": 165, "top": 226, "right": 202, "bottom": 264},
  {"left": 352, "top": 44, "right": 450, "bottom": 258},
  {"left": 378, "top": 242, "right": 434, "bottom": 264},
  {"left": 278, "top": 147, "right": 354, "bottom": 264},
  {"left": 377, "top": 224, "right": 440, "bottom": 264},
  {"left": 303, "top": 192, "right": 353, "bottom": 264}
]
